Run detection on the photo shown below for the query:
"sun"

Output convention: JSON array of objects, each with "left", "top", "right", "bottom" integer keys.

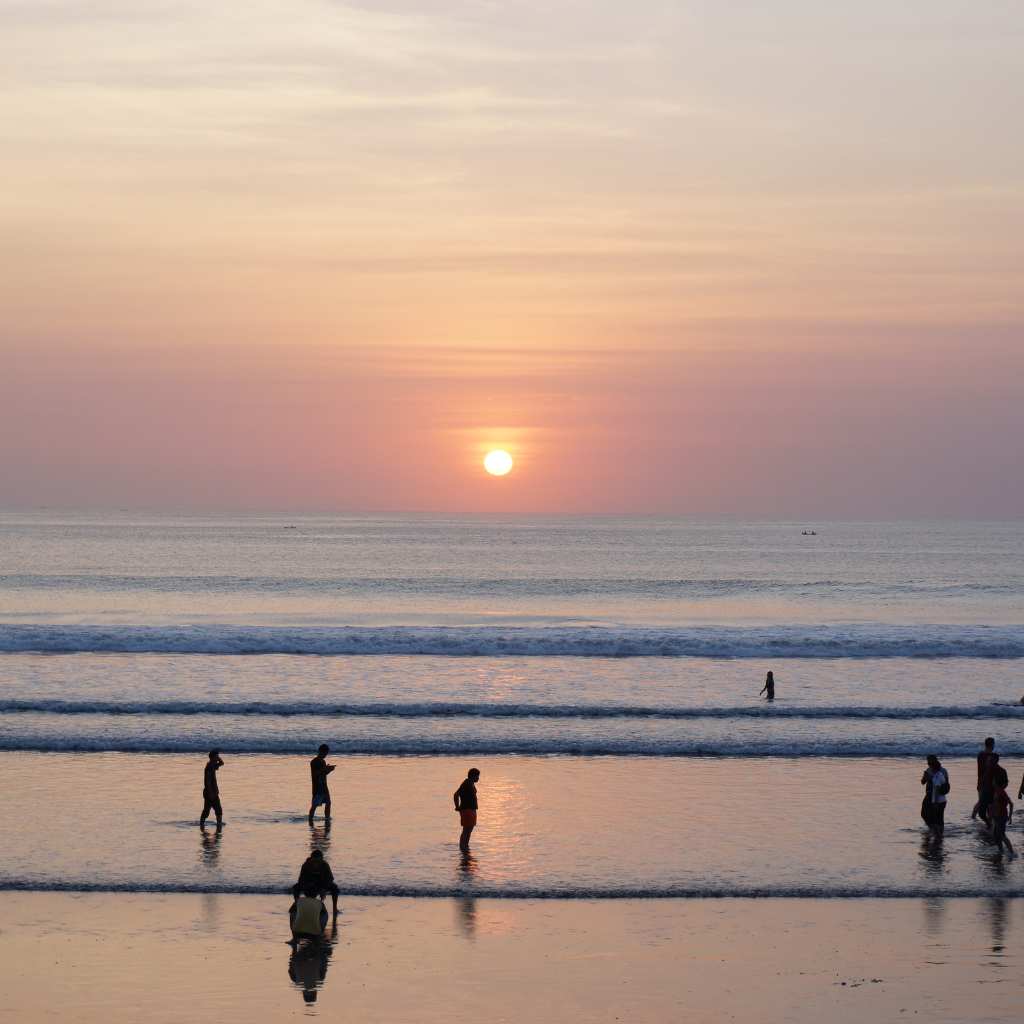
[{"left": 483, "top": 449, "right": 514, "bottom": 476}]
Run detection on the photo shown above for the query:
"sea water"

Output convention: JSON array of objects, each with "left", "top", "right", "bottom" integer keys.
[{"left": 1, "top": 513, "right": 1022, "bottom": 897}]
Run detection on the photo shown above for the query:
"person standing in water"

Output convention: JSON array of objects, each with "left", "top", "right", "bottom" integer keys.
[
  {"left": 921, "top": 755, "right": 949, "bottom": 836},
  {"left": 200, "top": 749, "right": 224, "bottom": 828},
  {"left": 308, "top": 744, "right": 335, "bottom": 824},
  {"left": 972, "top": 737, "right": 998, "bottom": 823},
  {"left": 454, "top": 768, "right": 481, "bottom": 852},
  {"left": 991, "top": 765, "right": 1014, "bottom": 857},
  {"left": 759, "top": 671, "right": 775, "bottom": 700}
]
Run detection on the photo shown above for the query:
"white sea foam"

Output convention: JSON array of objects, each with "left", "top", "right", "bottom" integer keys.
[{"left": 1, "top": 624, "right": 1023, "bottom": 657}]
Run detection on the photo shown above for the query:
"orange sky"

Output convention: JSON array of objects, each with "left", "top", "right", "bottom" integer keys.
[{"left": 2, "top": 2, "right": 1023, "bottom": 515}]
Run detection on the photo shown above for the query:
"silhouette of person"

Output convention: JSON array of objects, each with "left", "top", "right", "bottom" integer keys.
[
  {"left": 921, "top": 755, "right": 949, "bottom": 836},
  {"left": 200, "top": 750, "right": 224, "bottom": 827},
  {"left": 308, "top": 744, "right": 335, "bottom": 824},
  {"left": 292, "top": 849, "right": 339, "bottom": 917},
  {"left": 973, "top": 737, "right": 998, "bottom": 823},
  {"left": 454, "top": 768, "right": 480, "bottom": 852},
  {"left": 990, "top": 765, "right": 1014, "bottom": 857},
  {"left": 759, "top": 671, "right": 775, "bottom": 700}
]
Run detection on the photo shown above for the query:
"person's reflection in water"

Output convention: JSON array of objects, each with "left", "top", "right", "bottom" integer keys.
[
  {"left": 918, "top": 831, "right": 946, "bottom": 879},
  {"left": 309, "top": 819, "right": 332, "bottom": 856},
  {"left": 288, "top": 920, "right": 337, "bottom": 1006},
  {"left": 455, "top": 850, "right": 478, "bottom": 939},
  {"left": 922, "top": 895, "right": 947, "bottom": 940},
  {"left": 985, "top": 897, "right": 1008, "bottom": 957},
  {"left": 198, "top": 824, "right": 222, "bottom": 867}
]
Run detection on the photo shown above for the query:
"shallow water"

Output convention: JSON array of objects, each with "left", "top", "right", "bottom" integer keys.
[{"left": 1, "top": 752, "right": 1021, "bottom": 898}]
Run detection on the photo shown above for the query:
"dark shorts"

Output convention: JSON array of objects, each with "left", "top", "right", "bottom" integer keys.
[
  {"left": 459, "top": 809, "right": 477, "bottom": 828},
  {"left": 310, "top": 789, "right": 330, "bottom": 809}
]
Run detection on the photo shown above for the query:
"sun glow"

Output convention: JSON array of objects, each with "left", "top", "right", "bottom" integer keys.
[{"left": 483, "top": 449, "right": 514, "bottom": 476}]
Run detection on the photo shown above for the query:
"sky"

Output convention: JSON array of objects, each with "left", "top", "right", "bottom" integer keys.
[{"left": 2, "top": 0, "right": 1023, "bottom": 516}]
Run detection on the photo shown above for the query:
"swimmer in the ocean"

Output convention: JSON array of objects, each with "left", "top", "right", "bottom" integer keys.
[{"left": 759, "top": 671, "right": 775, "bottom": 700}]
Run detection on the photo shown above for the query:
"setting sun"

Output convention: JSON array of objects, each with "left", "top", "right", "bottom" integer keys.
[{"left": 483, "top": 450, "right": 514, "bottom": 476}]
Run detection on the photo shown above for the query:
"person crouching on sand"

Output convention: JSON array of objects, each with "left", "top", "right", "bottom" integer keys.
[
  {"left": 200, "top": 749, "right": 224, "bottom": 828},
  {"left": 454, "top": 768, "right": 480, "bottom": 852},
  {"left": 292, "top": 849, "right": 339, "bottom": 917}
]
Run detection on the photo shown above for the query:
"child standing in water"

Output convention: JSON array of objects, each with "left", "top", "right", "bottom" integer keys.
[
  {"left": 759, "top": 671, "right": 775, "bottom": 700},
  {"left": 991, "top": 767, "right": 1014, "bottom": 857}
]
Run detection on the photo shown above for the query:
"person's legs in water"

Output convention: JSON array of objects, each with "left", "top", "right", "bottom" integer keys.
[
  {"left": 993, "top": 817, "right": 1014, "bottom": 856},
  {"left": 459, "top": 809, "right": 476, "bottom": 851},
  {"left": 930, "top": 802, "right": 946, "bottom": 837},
  {"left": 200, "top": 796, "right": 222, "bottom": 826}
]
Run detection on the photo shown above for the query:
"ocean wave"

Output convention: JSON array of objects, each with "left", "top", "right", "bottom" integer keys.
[
  {"left": 1, "top": 735, "right": 1021, "bottom": 757},
  {"left": 2, "top": 879, "right": 1024, "bottom": 899},
  {"left": 3, "top": 572, "right": 1018, "bottom": 598},
  {"left": 2, "top": 698, "right": 1022, "bottom": 720},
  {"left": 1, "top": 623, "right": 1023, "bottom": 658}
]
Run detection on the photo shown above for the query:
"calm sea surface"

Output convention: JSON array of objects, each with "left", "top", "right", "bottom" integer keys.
[{"left": 1, "top": 513, "right": 1022, "bottom": 897}]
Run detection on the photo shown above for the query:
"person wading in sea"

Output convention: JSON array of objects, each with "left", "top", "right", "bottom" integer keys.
[
  {"left": 921, "top": 754, "right": 950, "bottom": 837},
  {"left": 990, "top": 765, "right": 1014, "bottom": 858},
  {"left": 200, "top": 749, "right": 224, "bottom": 828},
  {"left": 759, "top": 671, "right": 775, "bottom": 701},
  {"left": 308, "top": 744, "right": 335, "bottom": 824},
  {"left": 972, "top": 737, "right": 998, "bottom": 823},
  {"left": 453, "top": 768, "right": 481, "bottom": 852}
]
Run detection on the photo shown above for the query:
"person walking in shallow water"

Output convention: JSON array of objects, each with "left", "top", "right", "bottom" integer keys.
[
  {"left": 200, "top": 749, "right": 224, "bottom": 827},
  {"left": 759, "top": 671, "right": 775, "bottom": 700},
  {"left": 308, "top": 744, "right": 335, "bottom": 824},
  {"left": 921, "top": 755, "right": 949, "bottom": 836},
  {"left": 990, "top": 766, "right": 1014, "bottom": 857},
  {"left": 454, "top": 768, "right": 480, "bottom": 852}
]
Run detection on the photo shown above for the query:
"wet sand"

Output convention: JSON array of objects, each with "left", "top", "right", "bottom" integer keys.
[{"left": 1, "top": 894, "right": 1020, "bottom": 1022}]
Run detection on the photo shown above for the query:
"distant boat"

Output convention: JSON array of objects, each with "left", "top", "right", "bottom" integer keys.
[{"left": 801, "top": 530, "right": 817, "bottom": 536}]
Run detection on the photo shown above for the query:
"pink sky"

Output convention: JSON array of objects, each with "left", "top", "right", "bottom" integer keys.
[{"left": 2, "top": 2, "right": 1023, "bottom": 515}]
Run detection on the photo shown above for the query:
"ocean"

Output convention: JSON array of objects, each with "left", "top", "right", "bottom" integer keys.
[{"left": 1, "top": 512, "right": 1023, "bottom": 898}]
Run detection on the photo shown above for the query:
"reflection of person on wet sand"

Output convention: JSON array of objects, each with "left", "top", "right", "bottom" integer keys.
[
  {"left": 455, "top": 851, "right": 478, "bottom": 938},
  {"left": 759, "top": 671, "right": 775, "bottom": 700},
  {"left": 288, "top": 916, "right": 336, "bottom": 1005},
  {"left": 198, "top": 825, "right": 221, "bottom": 866},
  {"left": 454, "top": 768, "right": 480, "bottom": 852},
  {"left": 200, "top": 750, "right": 224, "bottom": 828}
]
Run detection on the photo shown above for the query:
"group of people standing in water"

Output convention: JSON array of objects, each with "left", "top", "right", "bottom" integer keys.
[{"left": 921, "top": 737, "right": 1021, "bottom": 857}]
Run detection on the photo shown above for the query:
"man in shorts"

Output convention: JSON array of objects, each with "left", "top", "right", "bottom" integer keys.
[
  {"left": 308, "top": 744, "right": 335, "bottom": 824},
  {"left": 200, "top": 749, "right": 224, "bottom": 828},
  {"left": 292, "top": 849, "right": 340, "bottom": 916},
  {"left": 453, "top": 768, "right": 480, "bottom": 852}
]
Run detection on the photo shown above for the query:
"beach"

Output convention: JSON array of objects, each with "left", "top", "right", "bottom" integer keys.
[
  {"left": 2, "top": 514, "right": 1023, "bottom": 1021},
  {"left": 4, "top": 894, "right": 1023, "bottom": 1022}
]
